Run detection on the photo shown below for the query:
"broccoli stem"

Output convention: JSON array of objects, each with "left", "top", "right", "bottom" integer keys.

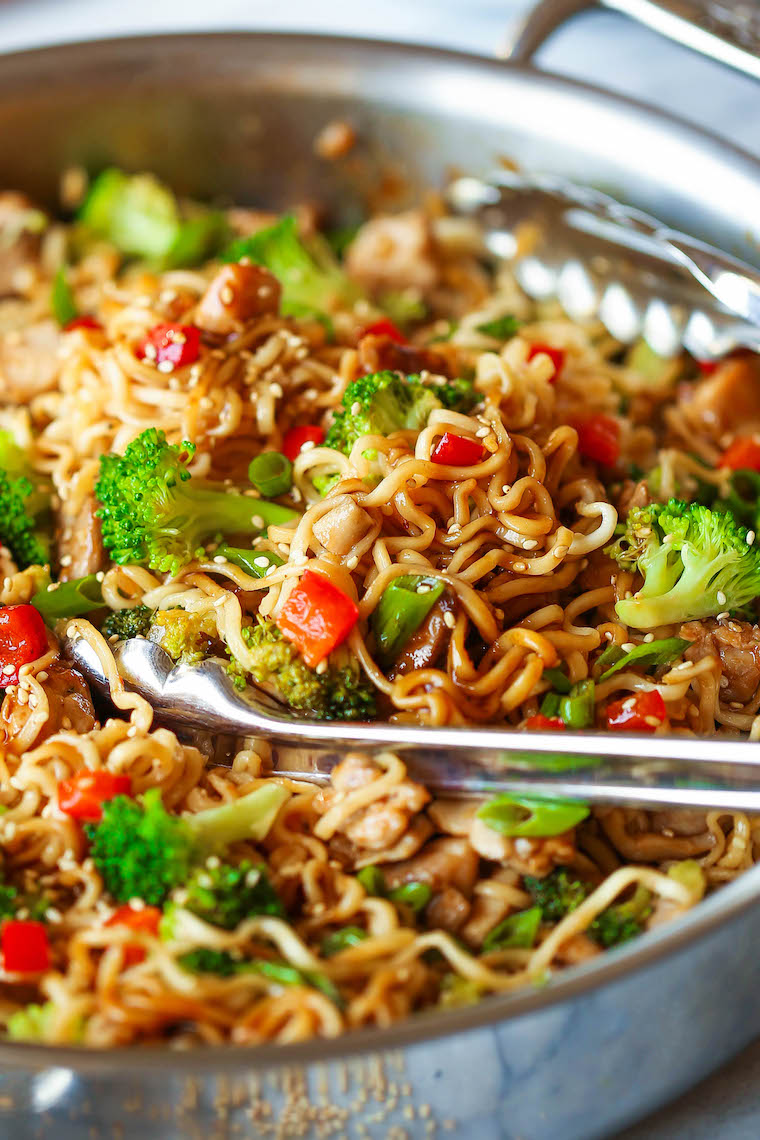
[{"left": 186, "top": 783, "right": 290, "bottom": 854}]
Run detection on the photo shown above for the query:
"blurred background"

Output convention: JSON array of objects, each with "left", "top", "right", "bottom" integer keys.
[{"left": 0, "top": 0, "right": 758, "bottom": 156}]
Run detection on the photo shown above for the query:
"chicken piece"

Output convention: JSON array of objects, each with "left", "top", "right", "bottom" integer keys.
[
  {"left": 57, "top": 494, "right": 105, "bottom": 580},
  {"left": 425, "top": 886, "right": 471, "bottom": 934},
  {"left": 426, "top": 798, "right": 478, "bottom": 836},
  {"left": 381, "top": 836, "right": 479, "bottom": 897},
  {"left": 0, "top": 319, "right": 60, "bottom": 402},
  {"left": 357, "top": 333, "right": 455, "bottom": 379},
  {"left": 346, "top": 210, "right": 439, "bottom": 295},
  {"left": 1, "top": 661, "right": 97, "bottom": 750},
  {"left": 195, "top": 263, "right": 281, "bottom": 336},
  {"left": 313, "top": 497, "right": 373, "bottom": 557},
  {"left": 469, "top": 817, "right": 576, "bottom": 876},
  {"left": 685, "top": 354, "right": 760, "bottom": 437},
  {"left": 681, "top": 617, "right": 760, "bottom": 703},
  {"left": 352, "top": 816, "right": 434, "bottom": 868},
  {"left": 0, "top": 192, "right": 45, "bottom": 297},
  {"left": 321, "top": 755, "right": 430, "bottom": 852}
]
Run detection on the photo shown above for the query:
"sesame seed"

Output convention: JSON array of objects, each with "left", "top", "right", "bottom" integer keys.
[
  {"left": 316, "top": 660, "right": 328, "bottom": 675},
  {"left": 220, "top": 286, "right": 235, "bottom": 305},
  {"left": 523, "top": 539, "right": 538, "bottom": 550},
  {"left": 717, "top": 591, "right": 727, "bottom": 606},
  {"left": 46, "top": 908, "right": 63, "bottom": 924},
  {"left": 213, "top": 555, "right": 226, "bottom": 564},
  {"left": 622, "top": 642, "right": 636, "bottom": 652},
  {"left": 730, "top": 701, "right": 744, "bottom": 710},
  {"left": 747, "top": 530, "right": 756, "bottom": 546},
  {"left": 443, "top": 611, "right": 456, "bottom": 629},
  {"left": 417, "top": 584, "right": 432, "bottom": 594},
  {"left": 251, "top": 515, "right": 265, "bottom": 529},
  {"left": 36, "top": 671, "right": 48, "bottom": 682},
  {"left": 253, "top": 556, "right": 270, "bottom": 568},
  {"left": 513, "top": 562, "right": 526, "bottom": 572},
  {"left": 128, "top": 898, "right": 145, "bottom": 911},
  {"left": 351, "top": 402, "right": 362, "bottom": 416},
  {"left": 300, "top": 440, "right": 316, "bottom": 453},
  {"left": 475, "top": 427, "right": 489, "bottom": 438},
  {"left": 717, "top": 611, "right": 730, "bottom": 621},
  {"left": 553, "top": 545, "right": 569, "bottom": 559},
  {"left": 59, "top": 554, "right": 73, "bottom": 567},
  {"left": 643, "top": 633, "right": 655, "bottom": 643},
  {"left": 501, "top": 485, "right": 510, "bottom": 494},
  {"left": 270, "top": 383, "right": 283, "bottom": 398},
  {"left": 95, "top": 571, "right": 105, "bottom": 582},
  {"left": 157, "top": 359, "right": 174, "bottom": 374},
  {"left": 644, "top": 715, "right": 661, "bottom": 727}
]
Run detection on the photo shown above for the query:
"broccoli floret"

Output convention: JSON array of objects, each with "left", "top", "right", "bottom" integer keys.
[
  {"left": 182, "top": 859, "right": 283, "bottom": 929},
  {"left": 95, "top": 428, "right": 298, "bottom": 575},
  {"left": 86, "top": 783, "right": 289, "bottom": 906},
  {"left": 324, "top": 371, "right": 477, "bottom": 456},
  {"left": 148, "top": 608, "right": 217, "bottom": 664},
  {"left": 607, "top": 499, "right": 760, "bottom": 629},
  {"left": 78, "top": 168, "right": 229, "bottom": 268},
  {"left": 102, "top": 604, "right": 154, "bottom": 641},
  {"left": 525, "top": 868, "right": 650, "bottom": 948},
  {"left": 0, "top": 430, "right": 50, "bottom": 569},
  {"left": 239, "top": 617, "right": 376, "bottom": 720},
  {"left": 221, "top": 215, "right": 361, "bottom": 319},
  {"left": 177, "top": 948, "right": 343, "bottom": 1005},
  {"left": 524, "top": 867, "right": 591, "bottom": 924},
  {"left": 178, "top": 948, "right": 243, "bottom": 976}
]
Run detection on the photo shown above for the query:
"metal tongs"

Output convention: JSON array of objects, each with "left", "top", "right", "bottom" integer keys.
[
  {"left": 64, "top": 636, "right": 760, "bottom": 812},
  {"left": 446, "top": 169, "right": 760, "bottom": 358}
]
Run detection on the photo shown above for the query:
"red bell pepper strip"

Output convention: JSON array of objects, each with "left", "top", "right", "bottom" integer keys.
[
  {"left": 282, "top": 425, "right": 325, "bottom": 461},
  {"left": 1, "top": 920, "right": 50, "bottom": 974},
  {"left": 524, "top": 714, "right": 566, "bottom": 731},
  {"left": 527, "top": 343, "right": 565, "bottom": 381},
  {"left": 431, "top": 432, "right": 485, "bottom": 466},
  {"left": 138, "top": 322, "right": 201, "bottom": 369},
  {"left": 58, "top": 770, "right": 132, "bottom": 822},
  {"left": 719, "top": 437, "right": 760, "bottom": 472},
  {"left": 361, "top": 317, "right": 407, "bottom": 344},
  {"left": 277, "top": 569, "right": 359, "bottom": 668},
  {"left": 105, "top": 904, "right": 162, "bottom": 967},
  {"left": 65, "top": 314, "right": 103, "bottom": 332},
  {"left": 0, "top": 605, "right": 48, "bottom": 687},
  {"left": 572, "top": 414, "right": 621, "bottom": 467},
  {"left": 605, "top": 689, "right": 667, "bottom": 732}
]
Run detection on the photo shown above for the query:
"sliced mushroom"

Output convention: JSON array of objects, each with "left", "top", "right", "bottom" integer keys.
[
  {"left": 389, "top": 590, "right": 456, "bottom": 678},
  {"left": 381, "top": 836, "right": 479, "bottom": 897},
  {"left": 195, "top": 263, "right": 281, "bottom": 336}
]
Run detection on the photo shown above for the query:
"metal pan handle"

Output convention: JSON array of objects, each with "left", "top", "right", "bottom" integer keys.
[{"left": 504, "top": 0, "right": 760, "bottom": 81}]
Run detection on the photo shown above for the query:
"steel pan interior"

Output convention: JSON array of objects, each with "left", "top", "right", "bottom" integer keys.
[{"left": 1, "top": 31, "right": 760, "bottom": 1140}]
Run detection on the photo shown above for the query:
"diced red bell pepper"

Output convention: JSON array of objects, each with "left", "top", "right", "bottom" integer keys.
[
  {"left": 277, "top": 569, "right": 359, "bottom": 668},
  {"left": 282, "top": 425, "right": 325, "bottom": 461},
  {"left": 431, "top": 432, "right": 485, "bottom": 466},
  {"left": 138, "top": 322, "right": 201, "bottom": 369},
  {"left": 696, "top": 358, "right": 720, "bottom": 375},
  {"left": 528, "top": 343, "right": 565, "bottom": 381},
  {"left": 58, "top": 770, "right": 132, "bottom": 822},
  {"left": 524, "top": 714, "right": 566, "bottom": 731},
  {"left": 64, "top": 314, "right": 103, "bottom": 332},
  {"left": 0, "top": 605, "right": 48, "bottom": 687},
  {"left": 361, "top": 317, "right": 407, "bottom": 344},
  {"left": 719, "top": 437, "right": 760, "bottom": 472},
  {"left": 105, "top": 904, "right": 162, "bottom": 967},
  {"left": 605, "top": 689, "right": 667, "bottom": 732},
  {"left": 572, "top": 414, "right": 621, "bottom": 467},
  {"left": 1, "top": 920, "right": 50, "bottom": 974}
]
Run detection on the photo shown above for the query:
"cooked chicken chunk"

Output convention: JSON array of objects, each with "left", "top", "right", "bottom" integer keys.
[
  {"left": 0, "top": 319, "right": 60, "bottom": 402},
  {"left": 313, "top": 498, "right": 374, "bottom": 557},
  {"left": 319, "top": 755, "right": 430, "bottom": 851},
  {"left": 681, "top": 617, "right": 760, "bottom": 703},
  {"left": 685, "top": 354, "right": 760, "bottom": 437},
  {"left": 346, "top": 210, "right": 438, "bottom": 295}
]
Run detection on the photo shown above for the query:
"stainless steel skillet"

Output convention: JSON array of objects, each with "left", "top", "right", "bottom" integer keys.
[{"left": 2, "top": 28, "right": 760, "bottom": 1140}]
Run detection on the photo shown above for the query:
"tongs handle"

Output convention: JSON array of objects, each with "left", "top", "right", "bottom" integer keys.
[
  {"left": 65, "top": 636, "right": 760, "bottom": 811},
  {"left": 505, "top": 0, "right": 760, "bottom": 83}
]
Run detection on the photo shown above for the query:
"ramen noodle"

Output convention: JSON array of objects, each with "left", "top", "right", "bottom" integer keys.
[{"left": 0, "top": 170, "right": 758, "bottom": 1047}]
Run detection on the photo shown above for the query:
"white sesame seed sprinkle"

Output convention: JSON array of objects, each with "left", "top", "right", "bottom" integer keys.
[
  {"left": 443, "top": 611, "right": 456, "bottom": 629},
  {"left": 717, "top": 591, "right": 727, "bottom": 606},
  {"left": 643, "top": 633, "right": 655, "bottom": 643},
  {"left": 253, "top": 556, "right": 270, "bottom": 568},
  {"left": 747, "top": 530, "right": 756, "bottom": 546},
  {"left": 251, "top": 515, "right": 265, "bottom": 529}
]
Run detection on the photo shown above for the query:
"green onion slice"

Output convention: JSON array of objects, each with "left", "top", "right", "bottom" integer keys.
[
  {"left": 475, "top": 314, "right": 520, "bottom": 339},
  {"left": 599, "top": 637, "right": 690, "bottom": 681},
  {"left": 248, "top": 451, "right": 293, "bottom": 498},
  {"left": 51, "top": 267, "right": 78, "bottom": 326},
  {"left": 213, "top": 544, "right": 285, "bottom": 579},
  {"left": 558, "top": 679, "right": 595, "bottom": 729},
  {"left": 477, "top": 793, "right": 589, "bottom": 838},
  {"left": 482, "top": 906, "right": 542, "bottom": 952},
  {"left": 371, "top": 575, "right": 445, "bottom": 665}
]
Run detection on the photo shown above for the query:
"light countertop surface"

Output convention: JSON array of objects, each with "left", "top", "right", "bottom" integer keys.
[{"left": 1, "top": 2, "right": 759, "bottom": 1137}]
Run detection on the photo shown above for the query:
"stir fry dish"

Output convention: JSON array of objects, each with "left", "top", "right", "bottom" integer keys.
[{"left": 0, "top": 167, "right": 758, "bottom": 1046}]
